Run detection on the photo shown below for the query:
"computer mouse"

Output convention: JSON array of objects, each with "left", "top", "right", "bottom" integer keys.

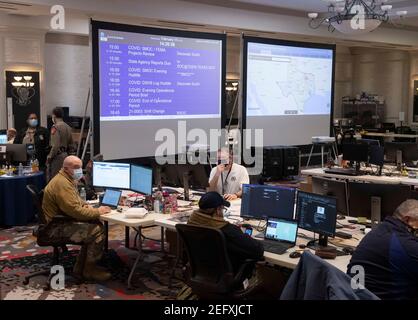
[
  {"left": 298, "top": 244, "right": 306, "bottom": 249},
  {"left": 342, "top": 247, "right": 354, "bottom": 255},
  {"left": 289, "top": 251, "right": 302, "bottom": 259}
]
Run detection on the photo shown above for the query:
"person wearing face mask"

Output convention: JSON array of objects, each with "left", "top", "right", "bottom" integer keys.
[
  {"left": 208, "top": 148, "right": 249, "bottom": 201},
  {"left": 46, "top": 107, "right": 74, "bottom": 181},
  {"left": 42, "top": 155, "right": 112, "bottom": 281},
  {"left": 14, "top": 113, "right": 49, "bottom": 171},
  {"left": 347, "top": 199, "right": 418, "bottom": 300}
]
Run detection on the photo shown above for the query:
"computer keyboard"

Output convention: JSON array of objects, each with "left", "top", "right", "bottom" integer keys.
[{"left": 258, "top": 240, "right": 291, "bottom": 255}]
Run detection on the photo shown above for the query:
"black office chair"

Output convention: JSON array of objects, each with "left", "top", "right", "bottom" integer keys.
[
  {"left": 175, "top": 224, "right": 260, "bottom": 299},
  {"left": 24, "top": 185, "right": 82, "bottom": 290}
]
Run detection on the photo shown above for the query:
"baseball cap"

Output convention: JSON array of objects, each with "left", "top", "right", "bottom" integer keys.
[{"left": 199, "top": 192, "right": 230, "bottom": 209}]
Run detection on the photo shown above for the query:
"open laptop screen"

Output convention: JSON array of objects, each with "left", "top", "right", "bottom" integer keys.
[
  {"left": 265, "top": 218, "right": 298, "bottom": 243},
  {"left": 101, "top": 189, "right": 122, "bottom": 208}
]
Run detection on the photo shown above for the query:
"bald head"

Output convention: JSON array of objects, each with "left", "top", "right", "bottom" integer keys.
[
  {"left": 394, "top": 199, "right": 418, "bottom": 229},
  {"left": 63, "top": 156, "right": 83, "bottom": 180}
]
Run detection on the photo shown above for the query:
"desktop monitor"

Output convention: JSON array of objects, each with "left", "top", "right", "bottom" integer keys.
[
  {"left": 384, "top": 142, "right": 418, "bottom": 163},
  {"left": 348, "top": 182, "right": 411, "bottom": 219},
  {"left": 0, "top": 135, "right": 7, "bottom": 144},
  {"left": 241, "top": 184, "right": 296, "bottom": 220},
  {"left": 312, "top": 177, "right": 348, "bottom": 215},
  {"left": 92, "top": 161, "right": 130, "bottom": 189},
  {"left": 296, "top": 191, "right": 337, "bottom": 248},
  {"left": 369, "top": 145, "right": 385, "bottom": 167},
  {"left": 0, "top": 144, "right": 28, "bottom": 163},
  {"left": 130, "top": 164, "right": 153, "bottom": 195},
  {"left": 342, "top": 143, "right": 369, "bottom": 163},
  {"left": 177, "top": 163, "right": 210, "bottom": 191}
]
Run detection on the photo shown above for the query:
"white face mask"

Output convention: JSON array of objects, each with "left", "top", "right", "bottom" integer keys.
[{"left": 72, "top": 168, "right": 83, "bottom": 180}]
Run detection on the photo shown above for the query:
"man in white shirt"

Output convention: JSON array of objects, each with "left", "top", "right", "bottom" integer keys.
[{"left": 208, "top": 148, "right": 249, "bottom": 200}]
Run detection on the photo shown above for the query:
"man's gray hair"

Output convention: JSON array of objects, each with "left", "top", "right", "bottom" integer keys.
[{"left": 393, "top": 199, "right": 418, "bottom": 220}]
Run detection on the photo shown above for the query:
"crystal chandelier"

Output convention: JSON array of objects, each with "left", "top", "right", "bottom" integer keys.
[{"left": 308, "top": 0, "right": 407, "bottom": 34}]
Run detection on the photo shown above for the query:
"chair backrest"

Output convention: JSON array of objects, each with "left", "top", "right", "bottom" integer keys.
[
  {"left": 280, "top": 251, "right": 379, "bottom": 300},
  {"left": 26, "top": 184, "right": 47, "bottom": 225},
  {"left": 175, "top": 224, "right": 235, "bottom": 296}
]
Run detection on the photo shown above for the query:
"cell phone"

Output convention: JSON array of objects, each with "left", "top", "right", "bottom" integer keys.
[{"left": 244, "top": 227, "right": 253, "bottom": 236}]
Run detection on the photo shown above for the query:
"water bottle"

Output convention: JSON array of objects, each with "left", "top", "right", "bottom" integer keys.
[
  {"left": 18, "top": 163, "right": 23, "bottom": 176},
  {"left": 80, "top": 187, "right": 87, "bottom": 202},
  {"left": 154, "top": 199, "right": 160, "bottom": 213}
]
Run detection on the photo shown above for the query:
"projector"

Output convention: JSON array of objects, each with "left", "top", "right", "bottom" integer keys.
[{"left": 312, "top": 136, "right": 335, "bottom": 144}]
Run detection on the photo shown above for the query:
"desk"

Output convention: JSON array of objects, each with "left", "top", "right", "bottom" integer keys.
[
  {"left": 0, "top": 172, "right": 45, "bottom": 226},
  {"left": 363, "top": 132, "right": 418, "bottom": 139},
  {"left": 100, "top": 211, "right": 166, "bottom": 289},
  {"left": 301, "top": 167, "right": 418, "bottom": 187},
  {"left": 154, "top": 214, "right": 362, "bottom": 273}
]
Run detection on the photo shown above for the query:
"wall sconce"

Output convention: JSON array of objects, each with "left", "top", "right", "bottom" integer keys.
[{"left": 11, "top": 75, "right": 35, "bottom": 106}]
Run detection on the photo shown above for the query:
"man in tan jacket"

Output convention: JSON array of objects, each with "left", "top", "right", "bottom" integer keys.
[{"left": 42, "top": 155, "right": 111, "bottom": 281}]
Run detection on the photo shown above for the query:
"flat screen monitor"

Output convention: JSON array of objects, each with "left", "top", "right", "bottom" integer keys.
[
  {"left": 92, "top": 161, "right": 130, "bottom": 189},
  {"left": 130, "top": 164, "right": 153, "bottom": 195},
  {"left": 241, "top": 184, "right": 296, "bottom": 220},
  {"left": 369, "top": 145, "right": 385, "bottom": 167},
  {"left": 312, "top": 177, "right": 348, "bottom": 215},
  {"left": 348, "top": 182, "right": 411, "bottom": 219},
  {"left": 342, "top": 143, "right": 369, "bottom": 162},
  {"left": 0, "top": 144, "right": 28, "bottom": 163},
  {"left": 296, "top": 191, "right": 337, "bottom": 238}
]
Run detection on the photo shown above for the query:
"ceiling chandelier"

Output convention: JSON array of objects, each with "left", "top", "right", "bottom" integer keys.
[{"left": 308, "top": 0, "right": 408, "bottom": 34}]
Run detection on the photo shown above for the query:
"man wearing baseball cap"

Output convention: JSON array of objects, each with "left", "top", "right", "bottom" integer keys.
[{"left": 188, "top": 192, "right": 264, "bottom": 277}]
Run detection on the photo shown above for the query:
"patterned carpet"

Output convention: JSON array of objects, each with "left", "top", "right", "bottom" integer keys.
[{"left": 0, "top": 224, "right": 184, "bottom": 300}]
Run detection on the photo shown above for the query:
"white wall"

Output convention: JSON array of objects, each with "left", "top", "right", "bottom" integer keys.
[
  {"left": 0, "top": 30, "right": 45, "bottom": 129},
  {"left": 44, "top": 33, "right": 90, "bottom": 117}
]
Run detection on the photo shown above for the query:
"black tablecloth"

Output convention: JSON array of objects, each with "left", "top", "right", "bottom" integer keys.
[{"left": 0, "top": 172, "right": 45, "bottom": 226}]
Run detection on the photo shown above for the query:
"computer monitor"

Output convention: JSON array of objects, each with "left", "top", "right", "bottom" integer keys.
[
  {"left": 0, "top": 144, "right": 28, "bottom": 164},
  {"left": 369, "top": 145, "right": 385, "bottom": 168},
  {"left": 130, "top": 164, "right": 153, "bottom": 195},
  {"left": 348, "top": 182, "right": 411, "bottom": 220},
  {"left": 384, "top": 142, "right": 418, "bottom": 163},
  {"left": 342, "top": 143, "right": 369, "bottom": 163},
  {"left": 0, "top": 135, "right": 7, "bottom": 144},
  {"left": 241, "top": 184, "right": 296, "bottom": 220},
  {"left": 92, "top": 161, "right": 130, "bottom": 189},
  {"left": 177, "top": 163, "right": 210, "bottom": 191},
  {"left": 312, "top": 177, "right": 348, "bottom": 215},
  {"left": 296, "top": 191, "right": 337, "bottom": 248}
]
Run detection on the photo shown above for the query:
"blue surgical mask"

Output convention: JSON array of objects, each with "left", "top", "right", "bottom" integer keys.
[
  {"left": 28, "top": 119, "right": 38, "bottom": 127},
  {"left": 72, "top": 168, "right": 83, "bottom": 180}
]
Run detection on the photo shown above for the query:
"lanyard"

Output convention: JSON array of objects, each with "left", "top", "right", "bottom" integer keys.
[{"left": 221, "top": 164, "right": 233, "bottom": 194}]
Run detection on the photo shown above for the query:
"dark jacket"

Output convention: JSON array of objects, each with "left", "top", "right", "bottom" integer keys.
[
  {"left": 281, "top": 251, "right": 379, "bottom": 300},
  {"left": 188, "top": 210, "right": 264, "bottom": 274},
  {"left": 14, "top": 126, "right": 49, "bottom": 169},
  {"left": 347, "top": 216, "right": 418, "bottom": 300}
]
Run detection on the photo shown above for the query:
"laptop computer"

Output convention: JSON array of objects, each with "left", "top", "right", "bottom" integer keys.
[
  {"left": 258, "top": 217, "right": 298, "bottom": 255},
  {"left": 96, "top": 189, "right": 122, "bottom": 209}
]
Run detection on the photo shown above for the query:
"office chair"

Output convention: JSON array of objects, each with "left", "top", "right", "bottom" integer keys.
[
  {"left": 24, "top": 185, "right": 82, "bottom": 290},
  {"left": 280, "top": 251, "right": 379, "bottom": 300},
  {"left": 175, "top": 224, "right": 260, "bottom": 299}
]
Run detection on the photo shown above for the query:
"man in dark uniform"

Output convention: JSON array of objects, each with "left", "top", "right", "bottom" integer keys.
[
  {"left": 47, "top": 107, "right": 74, "bottom": 181},
  {"left": 14, "top": 113, "right": 50, "bottom": 171}
]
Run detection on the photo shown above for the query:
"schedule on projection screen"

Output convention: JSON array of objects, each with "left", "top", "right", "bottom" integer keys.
[{"left": 98, "top": 29, "right": 222, "bottom": 120}]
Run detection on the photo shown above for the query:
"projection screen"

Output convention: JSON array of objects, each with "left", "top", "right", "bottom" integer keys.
[{"left": 92, "top": 20, "right": 226, "bottom": 160}]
